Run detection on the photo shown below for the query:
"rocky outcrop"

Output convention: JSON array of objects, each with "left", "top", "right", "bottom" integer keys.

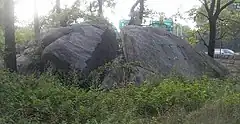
[
  {"left": 102, "top": 26, "right": 229, "bottom": 89},
  {"left": 15, "top": 24, "right": 230, "bottom": 89},
  {"left": 41, "top": 23, "right": 118, "bottom": 74},
  {"left": 17, "top": 23, "right": 119, "bottom": 75}
]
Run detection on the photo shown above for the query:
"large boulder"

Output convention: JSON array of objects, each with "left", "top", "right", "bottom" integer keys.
[
  {"left": 17, "top": 23, "right": 119, "bottom": 75},
  {"left": 41, "top": 23, "right": 118, "bottom": 74},
  {"left": 102, "top": 26, "right": 228, "bottom": 89}
]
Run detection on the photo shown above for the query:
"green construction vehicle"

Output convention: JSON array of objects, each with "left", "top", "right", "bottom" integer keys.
[
  {"left": 119, "top": 18, "right": 174, "bottom": 33},
  {"left": 119, "top": 20, "right": 130, "bottom": 29}
]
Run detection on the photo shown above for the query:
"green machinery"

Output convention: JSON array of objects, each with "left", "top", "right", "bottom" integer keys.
[
  {"left": 119, "top": 20, "right": 129, "bottom": 29},
  {"left": 119, "top": 18, "right": 174, "bottom": 33}
]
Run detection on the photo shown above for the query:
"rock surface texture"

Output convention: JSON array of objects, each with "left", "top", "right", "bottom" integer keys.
[
  {"left": 17, "top": 23, "right": 119, "bottom": 75},
  {"left": 14, "top": 23, "right": 229, "bottom": 89},
  {"left": 101, "top": 26, "right": 229, "bottom": 89}
]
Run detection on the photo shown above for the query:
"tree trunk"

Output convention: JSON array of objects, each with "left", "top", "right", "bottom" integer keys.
[
  {"left": 139, "top": 0, "right": 144, "bottom": 24},
  {"left": 0, "top": 3, "right": 3, "bottom": 26},
  {"left": 98, "top": 0, "right": 103, "bottom": 17},
  {"left": 208, "top": 18, "right": 217, "bottom": 58},
  {"left": 89, "top": 2, "right": 94, "bottom": 15},
  {"left": 56, "top": 0, "right": 61, "bottom": 14},
  {"left": 3, "top": 0, "right": 17, "bottom": 72},
  {"left": 56, "top": 0, "right": 66, "bottom": 27},
  {"left": 128, "top": 0, "right": 140, "bottom": 25},
  {"left": 34, "top": 0, "right": 40, "bottom": 43},
  {"left": 56, "top": 0, "right": 60, "bottom": 27}
]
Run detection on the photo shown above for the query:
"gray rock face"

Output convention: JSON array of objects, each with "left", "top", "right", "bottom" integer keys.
[
  {"left": 16, "top": 23, "right": 118, "bottom": 75},
  {"left": 102, "top": 26, "right": 229, "bottom": 89},
  {"left": 40, "top": 23, "right": 118, "bottom": 74},
  {"left": 122, "top": 26, "right": 228, "bottom": 77}
]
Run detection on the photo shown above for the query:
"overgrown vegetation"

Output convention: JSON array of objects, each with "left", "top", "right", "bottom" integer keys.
[{"left": 0, "top": 70, "right": 240, "bottom": 124}]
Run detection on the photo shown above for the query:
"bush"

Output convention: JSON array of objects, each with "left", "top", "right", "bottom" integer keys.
[{"left": 0, "top": 70, "right": 239, "bottom": 124}]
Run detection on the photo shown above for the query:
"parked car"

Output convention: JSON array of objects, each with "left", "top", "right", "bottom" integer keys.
[
  {"left": 204, "top": 49, "right": 235, "bottom": 55},
  {"left": 214, "top": 49, "right": 235, "bottom": 55}
]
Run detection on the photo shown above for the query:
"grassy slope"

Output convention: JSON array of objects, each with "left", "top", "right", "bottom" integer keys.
[{"left": 0, "top": 70, "right": 240, "bottom": 124}]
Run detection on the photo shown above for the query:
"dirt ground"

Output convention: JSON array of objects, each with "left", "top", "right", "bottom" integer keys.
[{"left": 215, "top": 55, "right": 240, "bottom": 76}]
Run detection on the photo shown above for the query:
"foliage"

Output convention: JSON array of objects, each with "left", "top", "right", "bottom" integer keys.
[
  {"left": 15, "top": 26, "right": 34, "bottom": 44},
  {"left": 171, "top": 23, "right": 198, "bottom": 45},
  {"left": 0, "top": 70, "right": 240, "bottom": 124},
  {"left": 40, "top": 0, "right": 117, "bottom": 29},
  {"left": 40, "top": 0, "right": 84, "bottom": 29},
  {"left": 87, "top": 0, "right": 117, "bottom": 15},
  {"left": 188, "top": 0, "right": 240, "bottom": 42},
  {"left": 184, "top": 27, "right": 198, "bottom": 45},
  {"left": 218, "top": 9, "right": 240, "bottom": 40},
  {"left": 0, "top": 25, "right": 34, "bottom": 54}
]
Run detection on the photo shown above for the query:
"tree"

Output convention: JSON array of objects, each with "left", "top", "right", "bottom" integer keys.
[
  {"left": 188, "top": 0, "right": 240, "bottom": 52},
  {"left": 34, "top": 0, "right": 40, "bottom": 43},
  {"left": 55, "top": 0, "right": 68, "bottom": 27},
  {"left": 198, "top": 0, "right": 235, "bottom": 58},
  {"left": 56, "top": 0, "right": 61, "bottom": 14},
  {"left": 87, "top": 0, "right": 116, "bottom": 16},
  {"left": 3, "top": 0, "right": 17, "bottom": 72},
  {"left": 139, "top": 0, "right": 144, "bottom": 23},
  {"left": 128, "top": 0, "right": 145, "bottom": 25},
  {"left": 40, "top": 0, "right": 82, "bottom": 29},
  {"left": 97, "top": 0, "right": 103, "bottom": 17},
  {"left": 0, "top": 0, "right": 3, "bottom": 26},
  {"left": 40, "top": 0, "right": 117, "bottom": 29}
]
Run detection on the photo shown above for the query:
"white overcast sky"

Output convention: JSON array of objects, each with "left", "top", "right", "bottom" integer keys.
[{"left": 15, "top": 0, "right": 201, "bottom": 28}]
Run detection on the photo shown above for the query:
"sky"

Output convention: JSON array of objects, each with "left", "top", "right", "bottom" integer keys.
[{"left": 15, "top": 0, "right": 201, "bottom": 28}]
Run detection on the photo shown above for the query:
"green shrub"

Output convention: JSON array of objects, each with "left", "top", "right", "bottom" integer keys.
[{"left": 0, "top": 70, "right": 239, "bottom": 124}]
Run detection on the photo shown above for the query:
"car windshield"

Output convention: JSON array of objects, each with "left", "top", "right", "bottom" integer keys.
[{"left": 223, "top": 49, "right": 234, "bottom": 54}]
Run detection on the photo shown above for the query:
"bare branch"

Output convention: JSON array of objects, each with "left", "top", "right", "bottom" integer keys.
[
  {"left": 214, "top": 0, "right": 235, "bottom": 17},
  {"left": 130, "top": 0, "right": 140, "bottom": 14},
  {"left": 139, "top": 0, "right": 144, "bottom": 22},
  {"left": 216, "top": 0, "right": 221, "bottom": 13},
  {"left": 210, "top": 0, "right": 216, "bottom": 14},
  {"left": 197, "top": 30, "right": 209, "bottom": 48},
  {"left": 218, "top": 17, "right": 224, "bottom": 21},
  {"left": 218, "top": 17, "right": 240, "bottom": 24},
  {"left": 128, "top": 0, "right": 140, "bottom": 25},
  {"left": 200, "top": 0, "right": 210, "bottom": 13},
  {"left": 198, "top": 11, "right": 209, "bottom": 19}
]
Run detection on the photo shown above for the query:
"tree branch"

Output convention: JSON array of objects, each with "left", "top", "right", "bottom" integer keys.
[
  {"left": 216, "top": 0, "right": 221, "bottom": 13},
  {"left": 128, "top": 0, "right": 141, "bottom": 25},
  {"left": 219, "top": 18, "right": 240, "bottom": 39},
  {"left": 198, "top": 11, "right": 209, "bottom": 19},
  {"left": 214, "top": 0, "right": 235, "bottom": 17},
  {"left": 218, "top": 17, "right": 240, "bottom": 24},
  {"left": 139, "top": 0, "right": 144, "bottom": 23},
  {"left": 216, "top": 31, "right": 227, "bottom": 40},
  {"left": 130, "top": 0, "right": 140, "bottom": 14},
  {"left": 197, "top": 30, "right": 209, "bottom": 48},
  {"left": 210, "top": 0, "right": 216, "bottom": 14},
  {"left": 200, "top": 0, "right": 210, "bottom": 13}
]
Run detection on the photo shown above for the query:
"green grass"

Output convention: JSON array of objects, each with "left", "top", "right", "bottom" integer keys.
[{"left": 0, "top": 70, "right": 240, "bottom": 124}]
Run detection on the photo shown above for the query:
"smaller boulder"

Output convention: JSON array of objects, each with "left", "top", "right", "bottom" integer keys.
[{"left": 41, "top": 23, "right": 119, "bottom": 75}]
